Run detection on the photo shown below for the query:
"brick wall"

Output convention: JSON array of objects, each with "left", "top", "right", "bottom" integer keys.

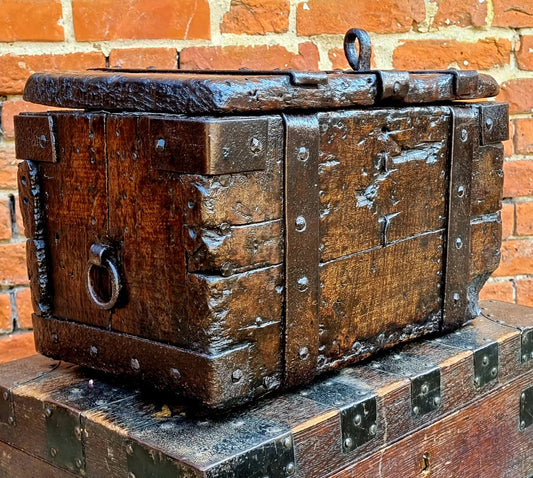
[{"left": 0, "top": 0, "right": 531, "bottom": 335}]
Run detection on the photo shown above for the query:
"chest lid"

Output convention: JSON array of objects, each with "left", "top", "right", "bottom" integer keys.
[{"left": 23, "top": 29, "right": 499, "bottom": 115}]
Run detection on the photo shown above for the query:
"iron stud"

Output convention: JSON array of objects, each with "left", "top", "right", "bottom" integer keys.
[
  {"left": 38, "top": 134, "right": 48, "bottom": 148},
  {"left": 354, "top": 414, "right": 362, "bottom": 426},
  {"left": 126, "top": 444, "right": 134, "bottom": 456},
  {"left": 286, "top": 462, "right": 296, "bottom": 474},
  {"left": 460, "top": 129, "right": 468, "bottom": 142},
  {"left": 44, "top": 407, "right": 53, "bottom": 418},
  {"left": 283, "top": 437, "right": 292, "bottom": 449},
  {"left": 232, "top": 369, "right": 243, "bottom": 383},
  {"left": 250, "top": 137, "right": 262, "bottom": 154},
  {"left": 155, "top": 138, "right": 166, "bottom": 153},
  {"left": 344, "top": 437, "right": 353, "bottom": 449},
  {"left": 299, "top": 347, "right": 309, "bottom": 360},
  {"left": 7, "top": 416, "right": 14, "bottom": 425},
  {"left": 130, "top": 358, "right": 140, "bottom": 371},
  {"left": 413, "top": 406, "right": 420, "bottom": 416},
  {"left": 474, "top": 376, "right": 481, "bottom": 387},
  {"left": 297, "top": 146, "right": 309, "bottom": 162},
  {"left": 434, "top": 396, "right": 441, "bottom": 406},
  {"left": 421, "top": 384, "right": 429, "bottom": 395},
  {"left": 490, "top": 367, "right": 498, "bottom": 377},
  {"left": 485, "top": 118, "right": 494, "bottom": 131},
  {"left": 2, "top": 391, "right": 9, "bottom": 401},
  {"left": 369, "top": 424, "right": 378, "bottom": 436},
  {"left": 221, "top": 262, "right": 234, "bottom": 277},
  {"left": 482, "top": 355, "right": 489, "bottom": 366},
  {"left": 50, "top": 447, "right": 57, "bottom": 458},
  {"left": 520, "top": 421, "right": 526, "bottom": 430},
  {"left": 75, "top": 459, "right": 83, "bottom": 469},
  {"left": 128, "top": 473, "right": 136, "bottom": 478},
  {"left": 74, "top": 426, "right": 82, "bottom": 441},
  {"left": 295, "top": 216, "right": 307, "bottom": 232}
]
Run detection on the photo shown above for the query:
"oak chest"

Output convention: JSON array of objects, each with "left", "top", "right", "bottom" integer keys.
[{"left": 15, "top": 30, "right": 508, "bottom": 408}]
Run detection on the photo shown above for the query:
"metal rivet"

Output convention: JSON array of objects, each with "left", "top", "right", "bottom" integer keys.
[
  {"left": 219, "top": 222, "right": 231, "bottom": 235},
  {"left": 520, "top": 421, "right": 526, "bottom": 430},
  {"left": 50, "top": 448, "right": 57, "bottom": 458},
  {"left": 485, "top": 118, "right": 494, "bottom": 131},
  {"left": 453, "top": 292, "right": 460, "bottom": 303},
  {"left": 434, "top": 396, "right": 441, "bottom": 406},
  {"left": 2, "top": 391, "right": 9, "bottom": 401},
  {"left": 490, "top": 367, "right": 498, "bottom": 377},
  {"left": 286, "top": 462, "right": 296, "bottom": 475},
  {"left": 297, "top": 146, "right": 309, "bottom": 162},
  {"left": 413, "top": 406, "right": 420, "bottom": 416},
  {"left": 126, "top": 444, "right": 134, "bottom": 456},
  {"left": 295, "top": 216, "right": 307, "bottom": 232},
  {"left": 354, "top": 414, "right": 362, "bottom": 426},
  {"left": 90, "top": 345, "right": 98, "bottom": 357},
  {"left": 297, "top": 276, "right": 309, "bottom": 292},
  {"left": 250, "top": 137, "right": 262, "bottom": 154},
  {"left": 171, "top": 368, "right": 181, "bottom": 380},
  {"left": 75, "top": 459, "right": 83, "bottom": 469},
  {"left": 44, "top": 408, "right": 53, "bottom": 418},
  {"left": 421, "top": 384, "right": 429, "bottom": 395},
  {"left": 457, "top": 185, "right": 465, "bottom": 198},
  {"left": 460, "top": 129, "right": 468, "bottom": 142},
  {"left": 474, "top": 376, "right": 481, "bottom": 387},
  {"left": 344, "top": 437, "right": 353, "bottom": 449},
  {"left": 7, "top": 416, "right": 14, "bottom": 426},
  {"left": 38, "top": 134, "right": 48, "bottom": 148},
  {"left": 455, "top": 237, "right": 463, "bottom": 249},
  {"left": 283, "top": 437, "right": 292, "bottom": 449},
  {"left": 155, "top": 138, "right": 166, "bottom": 153},
  {"left": 51, "top": 333, "right": 59, "bottom": 344},
  {"left": 393, "top": 81, "right": 401, "bottom": 95},
  {"left": 369, "top": 424, "right": 378, "bottom": 436},
  {"left": 74, "top": 426, "right": 82, "bottom": 441},
  {"left": 530, "top": 351, "right": 533, "bottom": 359},
  {"left": 221, "top": 262, "right": 234, "bottom": 277},
  {"left": 222, "top": 146, "right": 231, "bottom": 160},
  {"left": 521, "top": 393, "right": 526, "bottom": 401},
  {"left": 130, "top": 358, "right": 140, "bottom": 371},
  {"left": 232, "top": 369, "right": 243, "bottom": 383},
  {"left": 299, "top": 347, "right": 309, "bottom": 360},
  {"left": 482, "top": 355, "right": 489, "bottom": 366},
  {"left": 522, "top": 354, "right": 528, "bottom": 362},
  {"left": 128, "top": 473, "right": 136, "bottom": 478}
]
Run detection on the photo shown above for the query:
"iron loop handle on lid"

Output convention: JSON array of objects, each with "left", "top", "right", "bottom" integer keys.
[
  {"left": 344, "top": 28, "right": 372, "bottom": 72},
  {"left": 86, "top": 243, "right": 123, "bottom": 310}
]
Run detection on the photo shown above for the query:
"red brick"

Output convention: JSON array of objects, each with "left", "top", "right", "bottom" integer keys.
[
  {"left": 0, "top": 0, "right": 63, "bottom": 42},
  {"left": 0, "top": 332, "right": 35, "bottom": 363},
  {"left": 493, "top": 239, "right": 533, "bottom": 277},
  {"left": 180, "top": 42, "right": 319, "bottom": 71},
  {"left": 516, "top": 279, "right": 533, "bottom": 307},
  {"left": 0, "top": 144, "right": 17, "bottom": 190},
  {"left": 297, "top": 0, "right": 425, "bottom": 35},
  {"left": 497, "top": 79, "right": 533, "bottom": 115},
  {"left": 328, "top": 48, "right": 377, "bottom": 70},
  {"left": 0, "top": 242, "right": 28, "bottom": 286},
  {"left": 516, "top": 202, "right": 533, "bottom": 236},
  {"left": 479, "top": 281, "right": 514, "bottom": 303},
  {"left": 432, "top": 0, "right": 487, "bottom": 27},
  {"left": 503, "top": 160, "right": 533, "bottom": 197},
  {"left": 494, "top": 0, "right": 533, "bottom": 27},
  {"left": 0, "top": 198, "right": 12, "bottom": 241},
  {"left": 393, "top": 38, "right": 511, "bottom": 70},
  {"left": 14, "top": 288, "right": 32, "bottom": 329},
  {"left": 12, "top": 194, "right": 24, "bottom": 238},
  {"left": 516, "top": 36, "right": 533, "bottom": 70},
  {"left": 1, "top": 100, "right": 58, "bottom": 141},
  {"left": 109, "top": 48, "right": 177, "bottom": 70},
  {"left": 72, "top": 0, "right": 210, "bottom": 41},
  {"left": 514, "top": 118, "right": 533, "bottom": 154},
  {"left": 0, "top": 52, "right": 106, "bottom": 96},
  {"left": 501, "top": 202, "right": 514, "bottom": 239},
  {"left": 221, "top": 0, "right": 289, "bottom": 34},
  {"left": 0, "top": 293, "right": 11, "bottom": 332}
]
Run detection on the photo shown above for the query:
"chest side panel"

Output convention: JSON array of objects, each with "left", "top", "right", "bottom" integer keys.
[
  {"left": 317, "top": 107, "right": 450, "bottom": 367},
  {"left": 39, "top": 112, "right": 110, "bottom": 328},
  {"left": 106, "top": 115, "right": 188, "bottom": 346}
]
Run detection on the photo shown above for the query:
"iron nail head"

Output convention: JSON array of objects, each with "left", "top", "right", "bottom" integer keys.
[
  {"left": 369, "top": 424, "right": 378, "bottom": 436},
  {"left": 413, "top": 406, "right": 420, "bottom": 416},
  {"left": 490, "top": 367, "right": 498, "bottom": 377},
  {"left": 474, "top": 377, "right": 481, "bottom": 387},
  {"left": 482, "top": 355, "right": 489, "bottom": 366},
  {"left": 50, "top": 447, "right": 57, "bottom": 458},
  {"left": 44, "top": 407, "right": 53, "bottom": 418},
  {"left": 520, "top": 421, "right": 526, "bottom": 430},
  {"left": 354, "top": 414, "right": 362, "bottom": 426},
  {"left": 2, "top": 391, "right": 8, "bottom": 401},
  {"left": 126, "top": 444, "right": 134, "bottom": 456},
  {"left": 75, "top": 459, "right": 83, "bottom": 469},
  {"left": 283, "top": 437, "right": 292, "bottom": 449},
  {"left": 344, "top": 437, "right": 353, "bottom": 449},
  {"left": 421, "top": 384, "right": 429, "bottom": 395},
  {"left": 434, "top": 396, "right": 441, "bottom": 406},
  {"left": 232, "top": 369, "right": 243, "bottom": 383},
  {"left": 7, "top": 416, "right": 14, "bottom": 425},
  {"left": 286, "top": 462, "right": 296, "bottom": 475}
]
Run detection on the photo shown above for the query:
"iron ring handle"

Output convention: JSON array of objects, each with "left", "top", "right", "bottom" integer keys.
[
  {"left": 86, "top": 243, "right": 122, "bottom": 310},
  {"left": 344, "top": 28, "right": 372, "bottom": 72}
]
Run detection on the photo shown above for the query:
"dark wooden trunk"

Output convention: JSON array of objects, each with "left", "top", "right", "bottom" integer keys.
[
  {"left": 0, "top": 301, "right": 532, "bottom": 477},
  {"left": 14, "top": 36, "right": 508, "bottom": 408}
]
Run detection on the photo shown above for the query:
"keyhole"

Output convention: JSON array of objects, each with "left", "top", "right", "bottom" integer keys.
[{"left": 422, "top": 453, "right": 431, "bottom": 472}]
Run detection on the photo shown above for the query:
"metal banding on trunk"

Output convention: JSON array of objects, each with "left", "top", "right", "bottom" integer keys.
[
  {"left": 443, "top": 107, "right": 476, "bottom": 329},
  {"left": 283, "top": 114, "right": 320, "bottom": 387}
]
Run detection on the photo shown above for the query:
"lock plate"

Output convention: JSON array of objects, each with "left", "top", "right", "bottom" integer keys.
[{"left": 473, "top": 342, "right": 499, "bottom": 388}]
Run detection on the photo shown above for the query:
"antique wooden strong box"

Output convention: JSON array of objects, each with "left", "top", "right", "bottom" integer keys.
[{"left": 15, "top": 31, "right": 508, "bottom": 409}]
